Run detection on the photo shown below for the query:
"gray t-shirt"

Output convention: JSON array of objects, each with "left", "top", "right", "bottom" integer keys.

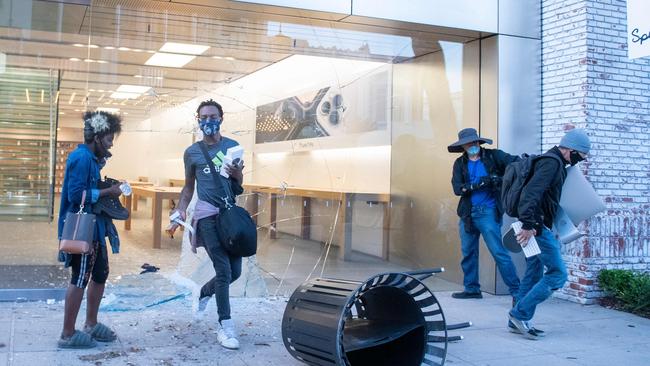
[{"left": 184, "top": 137, "right": 240, "bottom": 208}]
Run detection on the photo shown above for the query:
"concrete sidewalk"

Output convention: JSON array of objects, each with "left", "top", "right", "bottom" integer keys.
[{"left": 1, "top": 291, "right": 649, "bottom": 366}]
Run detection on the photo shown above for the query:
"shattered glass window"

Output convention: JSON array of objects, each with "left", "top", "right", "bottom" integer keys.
[{"left": 0, "top": 0, "right": 481, "bottom": 312}]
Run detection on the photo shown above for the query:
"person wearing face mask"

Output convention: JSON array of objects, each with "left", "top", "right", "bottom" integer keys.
[
  {"left": 449, "top": 128, "right": 521, "bottom": 300},
  {"left": 508, "top": 129, "right": 590, "bottom": 340},
  {"left": 57, "top": 111, "right": 123, "bottom": 349},
  {"left": 172, "top": 99, "right": 244, "bottom": 350}
]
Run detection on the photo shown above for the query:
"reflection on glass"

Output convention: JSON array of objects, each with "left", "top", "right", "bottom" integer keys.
[
  {"left": 0, "top": 0, "right": 485, "bottom": 297},
  {"left": 0, "top": 67, "right": 57, "bottom": 220},
  {"left": 390, "top": 40, "right": 480, "bottom": 285},
  {"left": 266, "top": 21, "right": 415, "bottom": 59}
]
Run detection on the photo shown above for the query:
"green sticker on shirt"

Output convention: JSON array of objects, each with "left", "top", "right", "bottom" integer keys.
[{"left": 212, "top": 151, "right": 226, "bottom": 168}]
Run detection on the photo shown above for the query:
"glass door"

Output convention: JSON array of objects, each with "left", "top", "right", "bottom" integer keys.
[{"left": 0, "top": 66, "right": 58, "bottom": 221}]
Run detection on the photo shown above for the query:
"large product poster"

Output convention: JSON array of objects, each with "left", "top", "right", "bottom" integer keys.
[{"left": 254, "top": 69, "right": 389, "bottom": 144}]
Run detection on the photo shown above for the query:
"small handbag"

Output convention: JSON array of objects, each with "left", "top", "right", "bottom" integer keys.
[
  {"left": 198, "top": 142, "right": 257, "bottom": 257},
  {"left": 59, "top": 190, "right": 96, "bottom": 255}
]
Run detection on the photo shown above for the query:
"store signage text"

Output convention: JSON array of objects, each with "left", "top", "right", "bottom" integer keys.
[
  {"left": 631, "top": 28, "right": 650, "bottom": 45},
  {"left": 628, "top": 0, "right": 650, "bottom": 59}
]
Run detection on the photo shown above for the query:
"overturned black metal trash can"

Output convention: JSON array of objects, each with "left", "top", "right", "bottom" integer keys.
[{"left": 282, "top": 269, "right": 469, "bottom": 366}]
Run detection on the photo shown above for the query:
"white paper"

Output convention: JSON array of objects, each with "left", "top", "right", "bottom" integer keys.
[
  {"left": 172, "top": 218, "right": 194, "bottom": 235},
  {"left": 169, "top": 211, "right": 194, "bottom": 234},
  {"left": 512, "top": 221, "right": 541, "bottom": 258}
]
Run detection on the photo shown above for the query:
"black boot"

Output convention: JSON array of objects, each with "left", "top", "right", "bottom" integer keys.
[{"left": 451, "top": 291, "right": 483, "bottom": 299}]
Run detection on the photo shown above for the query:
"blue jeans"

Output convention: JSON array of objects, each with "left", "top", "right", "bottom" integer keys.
[
  {"left": 459, "top": 206, "right": 520, "bottom": 296},
  {"left": 198, "top": 216, "right": 242, "bottom": 322},
  {"left": 510, "top": 227, "right": 567, "bottom": 321}
]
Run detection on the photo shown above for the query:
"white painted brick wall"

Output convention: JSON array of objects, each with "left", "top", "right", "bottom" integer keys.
[{"left": 542, "top": 0, "right": 650, "bottom": 304}]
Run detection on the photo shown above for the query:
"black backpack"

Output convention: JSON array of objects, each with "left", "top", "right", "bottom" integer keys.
[
  {"left": 198, "top": 142, "right": 257, "bottom": 258},
  {"left": 500, "top": 153, "right": 563, "bottom": 218}
]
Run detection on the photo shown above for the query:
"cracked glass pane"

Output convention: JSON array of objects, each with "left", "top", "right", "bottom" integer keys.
[{"left": 0, "top": 0, "right": 481, "bottom": 309}]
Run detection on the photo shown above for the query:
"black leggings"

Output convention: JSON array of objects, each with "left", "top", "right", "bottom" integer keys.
[{"left": 70, "top": 243, "right": 109, "bottom": 288}]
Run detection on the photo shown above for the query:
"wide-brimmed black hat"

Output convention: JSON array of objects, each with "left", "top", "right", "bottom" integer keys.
[{"left": 447, "top": 128, "right": 493, "bottom": 153}]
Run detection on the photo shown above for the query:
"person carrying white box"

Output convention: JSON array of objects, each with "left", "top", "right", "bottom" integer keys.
[
  {"left": 169, "top": 99, "right": 245, "bottom": 350},
  {"left": 507, "top": 129, "right": 591, "bottom": 340}
]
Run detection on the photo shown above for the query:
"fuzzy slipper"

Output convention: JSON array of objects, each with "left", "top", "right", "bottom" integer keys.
[
  {"left": 84, "top": 322, "right": 117, "bottom": 342},
  {"left": 58, "top": 330, "right": 97, "bottom": 349}
]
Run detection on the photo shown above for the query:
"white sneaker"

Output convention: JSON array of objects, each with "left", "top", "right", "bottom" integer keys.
[
  {"left": 192, "top": 295, "right": 211, "bottom": 321},
  {"left": 217, "top": 319, "right": 240, "bottom": 349},
  {"left": 198, "top": 296, "right": 210, "bottom": 312}
]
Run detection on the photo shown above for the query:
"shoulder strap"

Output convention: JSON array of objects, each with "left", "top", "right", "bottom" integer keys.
[
  {"left": 534, "top": 152, "right": 563, "bottom": 167},
  {"left": 78, "top": 190, "right": 87, "bottom": 214},
  {"left": 84, "top": 153, "right": 96, "bottom": 213},
  {"left": 197, "top": 141, "right": 235, "bottom": 209},
  {"left": 529, "top": 153, "right": 564, "bottom": 181}
]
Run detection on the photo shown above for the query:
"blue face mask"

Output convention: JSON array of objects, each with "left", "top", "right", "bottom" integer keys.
[
  {"left": 199, "top": 118, "right": 222, "bottom": 136},
  {"left": 467, "top": 145, "right": 480, "bottom": 156}
]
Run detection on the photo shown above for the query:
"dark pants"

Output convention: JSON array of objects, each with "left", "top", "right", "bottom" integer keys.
[
  {"left": 197, "top": 216, "right": 242, "bottom": 322},
  {"left": 70, "top": 242, "right": 109, "bottom": 288}
]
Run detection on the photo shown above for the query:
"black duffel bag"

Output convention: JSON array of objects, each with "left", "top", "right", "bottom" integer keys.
[
  {"left": 216, "top": 203, "right": 257, "bottom": 257},
  {"left": 198, "top": 142, "right": 257, "bottom": 257}
]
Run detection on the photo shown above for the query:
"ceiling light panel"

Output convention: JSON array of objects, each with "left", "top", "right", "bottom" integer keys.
[
  {"left": 96, "top": 107, "right": 120, "bottom": 113},
  {"left": 108, "top": 85, "right": 151, "bottom": 100},
  {"left": 145, "top": 52, "right": 196, "bottom": 68},
  {"left": 159, "top": 42, "right": 209, "bottom": 55},
  {"left": 116, "top": 85, "right": 151, "bottom": 94},
  {"left": 110, "top": 92, "right": 139, "bottom": 99}
]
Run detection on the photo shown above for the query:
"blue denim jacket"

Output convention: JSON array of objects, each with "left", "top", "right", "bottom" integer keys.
[{"left": 58, "top": 144, "right": 120, "bottom": 264}]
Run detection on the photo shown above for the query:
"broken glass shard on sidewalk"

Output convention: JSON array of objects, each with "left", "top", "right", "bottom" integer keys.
[
  {"left": 100, "top": 273, "right": 190, "bottom": 312},
  {"left": 100, "top": 209, "right": 268, "bottom": 312}
]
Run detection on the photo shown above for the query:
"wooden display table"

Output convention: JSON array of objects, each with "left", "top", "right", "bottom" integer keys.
[
  {"left": 128, "top": 181, "right": 153, "bottom": 212},
  {"left": 168, "top": 178, "right": 185, "bottom": 187},
  {"left": 167, "top": 179, "right": 185, "bottom": 210},
  {"left": 243, "top": 183, "right": 390, "bottom": 261},
  {"left": 124, "top": 186, "right": 182, "bottom": 249},
  {"left": 120, "top": 181, "right": 152, "bottom": 230}
]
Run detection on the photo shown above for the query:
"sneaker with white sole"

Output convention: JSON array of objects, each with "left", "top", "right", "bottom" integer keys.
[
  {"left": 508, "top": 314, "right": 539, "bottom": 340},
  {"left": 508, "top": 320, "right": 545, "bottom": 336},
  {"left": 217, "top": 319, "right": 240, "bottom": 349}
]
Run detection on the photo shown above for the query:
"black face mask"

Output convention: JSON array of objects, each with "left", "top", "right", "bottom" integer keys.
[
  {"left": 95, "top": 136, "right": 110, "bottom": 159},
  {"left": 569, "top": 150, "right": 585, "bottom": 166}
]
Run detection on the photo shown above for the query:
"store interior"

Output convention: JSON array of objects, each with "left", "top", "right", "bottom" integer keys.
[{"left": 0, "top": 0, "right": 498, "bottom": 294}]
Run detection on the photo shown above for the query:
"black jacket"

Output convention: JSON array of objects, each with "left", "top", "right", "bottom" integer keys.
[
  {"left": 451, "top": 148, "right": 519, "bottom": 232},
  {"left": 518, "top": 146, "right": 568, "bottom": 234}
]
